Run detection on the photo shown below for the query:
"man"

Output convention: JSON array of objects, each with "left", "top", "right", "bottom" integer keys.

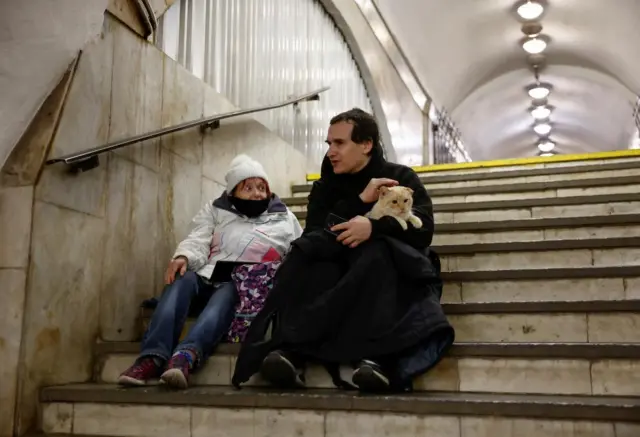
[{"left": 232, "top": 108, "right": 454, "bottom": 392}]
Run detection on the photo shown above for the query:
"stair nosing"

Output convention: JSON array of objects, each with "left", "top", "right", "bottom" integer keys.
[
  {"left": 434, "top": 236, "right": 640, "bottom": 254},
  {"left": 40, "top": 384, "right": 640, "bottom": 422},
  {"left": 441, "top": 266, "right": 639, "bottom": 281},
  {"left": 94, "top": 341, "right": 640, "bottom": 359}
]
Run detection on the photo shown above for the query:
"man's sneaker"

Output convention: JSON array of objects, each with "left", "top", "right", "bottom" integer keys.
[
  {"left": 117, "top": 357, "right": 163, "bottom": 386},
  {"left": 260, "top": 350, "right": 305, "bottom": 389},
  {"left": 160, "top": 353, "right": 191, "bottom": 389},
  {"left": 352, "top": 359, "right": 390, "bottom": 392}
]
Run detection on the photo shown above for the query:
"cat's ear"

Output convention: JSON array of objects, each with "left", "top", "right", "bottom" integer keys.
[
  {"left": 379, "top": 186, "right": 390, "bottom": 196},
  {"left": 405, "top": 187, "right": 414, "bottom": 195}
]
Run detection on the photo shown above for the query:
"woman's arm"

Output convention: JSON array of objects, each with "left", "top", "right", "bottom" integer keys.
[
  {"left": 305, "top": 180, "right": 371, "bottom": 232},
  {"left": 287, "top": 209, "right": 304, "bottom": 239},
  {"left": 173, "top": 202, "right": 217, "bottom": 271},
  {"left": 369, "top": 169, "right": 434, "bottom": 249}
]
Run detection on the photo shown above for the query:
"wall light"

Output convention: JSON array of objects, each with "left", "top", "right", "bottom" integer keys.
[
  {"left": 517, "top": 1, "right": 544, "bottom": 20},
  {"left": 538, "top": 140, "right": 555, "bottom": 153},
  {"left": 540, "top": 152, "right": 555, "bottom": 157},
  {"left": 523, "top": 37, "right": 547, "bottom": 54},
  {"left": 534, "top": 123, "right": 552, "bottom": 135},
  {"left": 528, "top": 84, "right": 551, "bottom": 100}
]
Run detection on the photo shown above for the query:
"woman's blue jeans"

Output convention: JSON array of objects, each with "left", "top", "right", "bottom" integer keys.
[{"left": 140, "top": 271, "right": 238, "bottom": 367}]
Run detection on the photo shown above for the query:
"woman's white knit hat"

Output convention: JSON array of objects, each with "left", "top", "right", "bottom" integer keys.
[{"left": 225, "top": 154, "right": 270, "bottom": 194}]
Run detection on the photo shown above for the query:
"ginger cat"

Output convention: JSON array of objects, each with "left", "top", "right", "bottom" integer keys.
[{"left": 367, "top": 186, "right": 423, "bottom": 230}]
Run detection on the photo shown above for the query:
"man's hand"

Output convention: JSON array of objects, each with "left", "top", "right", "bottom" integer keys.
[
  {"left": 359, "top": 178, "right": 399, "bottom": 203},
  {"left": 332, "top": 216, "right": 372, "bottom": 248},
  {"left": 165, "top": 256, "right": 188, "bottom": 284}
]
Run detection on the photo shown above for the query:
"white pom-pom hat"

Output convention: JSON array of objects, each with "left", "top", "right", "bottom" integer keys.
[{"left": 225, "top": 154, "right": 270, "bottom": 194}]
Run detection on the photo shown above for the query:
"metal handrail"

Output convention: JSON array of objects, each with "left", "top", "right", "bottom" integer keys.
[{"left": 46, "top": 86, "right": 329, "bottom": 170}]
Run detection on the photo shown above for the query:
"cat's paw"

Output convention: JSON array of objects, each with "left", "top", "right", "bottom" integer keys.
[
  {"left": 394, "top": 217, "right": 408, "bottom": 230},
  {"left": 408, "top": 215, "right": 423, "bottom": 229}
]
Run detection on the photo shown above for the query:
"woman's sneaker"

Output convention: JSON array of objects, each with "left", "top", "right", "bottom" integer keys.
[
  {"left": 260, "top": 350, "right": 305, "bottom": 388},
  {"left": 352, "top": 359, "right": 390, "bottom": 392},
  {"left": 160, "top": 353, "right": 191, "bottom": 389},
  {"left": 117, "top": 357, "right": 163, "bottom": 386}
]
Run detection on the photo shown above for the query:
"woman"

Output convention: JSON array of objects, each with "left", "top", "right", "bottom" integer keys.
[
  {"left": 118, "top": 154, "right": 302, "bottom": 389},
  {"left": 232, "top": 108, "right": 454, "bottom": 392}
]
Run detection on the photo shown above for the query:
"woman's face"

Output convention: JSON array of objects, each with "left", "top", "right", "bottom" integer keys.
[{"left": 234, "top": 177, "right": 269, "bottom": 200}]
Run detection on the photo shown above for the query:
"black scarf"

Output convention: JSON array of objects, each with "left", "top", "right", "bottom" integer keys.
[{"left": 229, "top": 196, "right": 270, "bottom": 217}]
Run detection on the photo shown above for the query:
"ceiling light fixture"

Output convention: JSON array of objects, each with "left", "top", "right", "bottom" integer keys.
[
  {"left": 531, "top": 105, "right": 551, "bottom": 120},
  {"left": 534, "top": 122, "right": 552, "bottom": 136},
  {"left": 540, "top": 152, "right": 555, "bottom": 157},
  {"left": 523, "top": 37, "right": 547, "bottom": 54},
  {"left": 528, "top": 84, "right": 551, "bottom": 100},
  {"left": 517, "top": 1, "right": 544, "bottom": 20},
  {"left": 538, "top": 140, "right": 555, "bottom": 153}
]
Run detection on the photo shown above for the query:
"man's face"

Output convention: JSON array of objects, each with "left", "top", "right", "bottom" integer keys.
[{"left": 326, "top": 121, "right": 372, "bottom": 174}]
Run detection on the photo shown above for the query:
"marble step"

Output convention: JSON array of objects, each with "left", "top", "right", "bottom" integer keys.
[
  {"left": 139, "top": 300, "right": 640, "bottom": 345},
  {"left": 434, "top": 217, "right": 640, "bottom": 246},
  {"left": 287, "top": 173, "right": 640, "bottom": 203},
  {"left": 298, "top": 213, "right": 640, "bottom": 236},
  {"left": 439, "top": 244, "right": 640, "bottom": 273},
  {"left": 290, "top": 193, "right": 640, "bottom": 220},
  {"left": 95, "top": 342, "right": 640, "bottom": 397},
  {"left": 40, "top": 384, "right": 640, "bottom": 437},
  {"left": 293, "top": 157, "right": 640, "bottom": 196}
]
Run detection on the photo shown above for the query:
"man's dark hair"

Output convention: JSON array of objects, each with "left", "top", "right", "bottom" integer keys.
[{"left": 330, "top": 108, "right": 383, "bottom": 158}]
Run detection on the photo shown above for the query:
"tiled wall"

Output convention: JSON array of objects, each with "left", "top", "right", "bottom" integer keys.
[{"left": 0, "top": 13, "right": 307, "bottom": 436}]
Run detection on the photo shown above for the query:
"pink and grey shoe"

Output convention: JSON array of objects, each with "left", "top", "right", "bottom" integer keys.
[
  {"left": 117, "top": 357, "right": 163, "bottom": 386},
  {"left": 160, "top": 353, "right": 192, "bottom": 389}
]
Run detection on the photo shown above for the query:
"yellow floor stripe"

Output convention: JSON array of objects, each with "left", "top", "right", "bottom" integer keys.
[{"left": 305, "top": 149, "right": 640, "bottom": 182}]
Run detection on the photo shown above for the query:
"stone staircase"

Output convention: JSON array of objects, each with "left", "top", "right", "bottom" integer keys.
[{"left": 40, "top": 157, "right": 640, "bottom": 437}]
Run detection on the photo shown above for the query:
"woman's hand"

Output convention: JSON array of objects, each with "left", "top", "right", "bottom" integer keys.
[
  {"left": 165, "top": 256, "right": 188, "bottom": 284},
  {"left": 332, "top": 216, "right": 372, "bottom": 248},
  {"left": 359, "top": 178, "right": 398, "bottom": 203}
]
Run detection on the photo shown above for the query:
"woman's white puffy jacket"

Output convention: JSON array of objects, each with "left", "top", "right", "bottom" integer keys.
[{"left": 173, "top": 193, "right": 303, "bottom": 280}]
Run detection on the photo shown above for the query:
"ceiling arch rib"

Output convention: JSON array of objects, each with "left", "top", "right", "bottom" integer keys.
[{"left": 372, "top": 0, "right": 640, "bottom": 160}]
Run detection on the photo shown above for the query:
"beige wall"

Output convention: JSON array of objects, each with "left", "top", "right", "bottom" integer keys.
[
  {"left": 319, "top": 0, "right": 425, "bottom": 166},
  {"left": 0, "top": 14, "right": 306, "bottom": 436}
]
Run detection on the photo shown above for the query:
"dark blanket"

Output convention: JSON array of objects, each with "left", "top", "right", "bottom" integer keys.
[{"left": 231, "top": 154, "right": 455, "bottom": 389}]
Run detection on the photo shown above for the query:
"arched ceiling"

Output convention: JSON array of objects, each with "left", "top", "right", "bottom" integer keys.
[{"left": 372, "top": 0, "right": 640, "bottom": 160}]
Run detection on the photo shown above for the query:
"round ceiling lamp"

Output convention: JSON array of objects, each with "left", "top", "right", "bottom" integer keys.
[
  {"left": 528, "top": 84, "right": 551, "bottom": 100},
  {"left": 517, "top": 1, "right": 544, "bottom": 20},
  {"left": 534, "top": 122, "right": 552, "bottom": 136},
  {"left": 531, "top": 105, "right": 551, "bottom": 120},
  {"left": 523, "top": 37, "right": 547, "bottom": 54},
  {"left": 538, "top": 140, "right": 555, "bottom": 153}
]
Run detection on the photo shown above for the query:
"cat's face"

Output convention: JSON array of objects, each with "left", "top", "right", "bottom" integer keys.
[{"left": 378, "top": 186, "right": 414, "bottom": 215}]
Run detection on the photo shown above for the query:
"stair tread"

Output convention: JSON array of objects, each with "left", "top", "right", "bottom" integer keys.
[
  {"left": 139, "top": 300, "right": 640, "bottom": 317},
  {"left": 40, "top": 383, "right": 640, "bottom": 421},
  {"left": 287, "top": 174, "right": 640, "bottom": 199},
  {"left": 96, "top": 341, "right": 640, "bottom": 359},
  {"left": 292, "top": 193, "right": 640, "bottom": 218},
  {"left": 442, "top": 266, "right": 640, "bottom": 281},
  {"left": 293, "top": 159, "right": 640, "bottom": 189},
  {"left": 436, "top": 214, "right": 640, "bottom": 232}
]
